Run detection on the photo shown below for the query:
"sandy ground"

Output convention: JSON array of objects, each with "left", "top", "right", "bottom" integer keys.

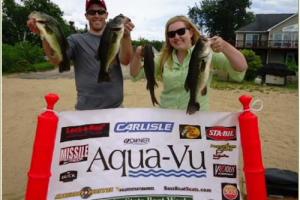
[{"left": 2, "top": 70, "right": 299, "bottom": 199}]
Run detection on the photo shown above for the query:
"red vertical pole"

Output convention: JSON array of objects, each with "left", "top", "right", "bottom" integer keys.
[
  {"left": 26, "top": 93, "right": 59, "bottom": 200},
  {"left": 239, "top": 95, "right": 267, "bottom": 200}
]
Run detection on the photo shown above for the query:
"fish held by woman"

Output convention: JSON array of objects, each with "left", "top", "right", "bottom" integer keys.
[
  {"left": 143, "top": 44, "right": 159, "bottom": 106},
  {"left": 28, "top": 11, "right": 70, "bottom": 72},
  {"left": 184, "top": 37, "right": 212, "bottom": 114}
]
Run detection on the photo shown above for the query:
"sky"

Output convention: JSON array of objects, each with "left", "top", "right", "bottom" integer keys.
[{"left": 27, "top": 0, "right": 300, "bottom": 40}]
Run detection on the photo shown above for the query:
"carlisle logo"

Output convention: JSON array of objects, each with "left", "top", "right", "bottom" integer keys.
[
  {"left": 59, "top": 144, "right": 89, "bottom": 165},
  {"left": 206, "top": 126, "right": 236, "bottom": 141},
  {"left": 114, "top": 122, "right": 174, "bottom": 133},
  {"left": 60, "top": 123, "right": 109, "bottom": 142}
]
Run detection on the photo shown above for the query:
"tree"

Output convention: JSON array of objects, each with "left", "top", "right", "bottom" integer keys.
[
  {"left": 3, "top": 0, "right": 29, "bottom": 44},
  {"left": 3, "top": 0, "right": 76, "bottom": 45},
  {"left": 188, "top": 0, "right": 254, "bottom": 44}
]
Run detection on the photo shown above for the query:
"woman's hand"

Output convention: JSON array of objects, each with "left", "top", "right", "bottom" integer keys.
[{"left": 210, "top": 36, "right": 228, "bottom": 53}]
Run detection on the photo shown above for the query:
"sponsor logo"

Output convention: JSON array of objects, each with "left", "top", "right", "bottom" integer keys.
[
  {"left": 54, "top": 186, "right": 113, "bottom": 199},
  {"left": 213, "top": 164, "right": 237, "bottom": 178},
  {"left": 59, "top": 170, "right": 78, "bottom": 182},
  {"left": 123, "top": 138, "right": 150, "bottom": 145},
  {"left": 222, "top": 183, "right": 240, "bottom": 200},
  {"left": 60, "top": 123, "right": 109, "bottom": 142},
  {"left": 211, "top": 143, "right": 237, "bottom": 159},
  {"left": 179, "top": 125, "right": 201, "bottom": 139},
  {"left": 80, "top": 187, "right": 92, "bottom": 199},
  {"left": 59, "top": 144, "right": 89, "bottom": 165},
  {"left": 114, "top": 122, "right": 174, "bottom": 133},
  {"left": 206, "top": 126, "right": 236, "bottom": 141},
  {"left": 87, "top": 145, "right": 206, "bottom": 177}
]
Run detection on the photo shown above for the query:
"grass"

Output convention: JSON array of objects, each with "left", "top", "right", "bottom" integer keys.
[
  {"left": 211, "top": 77, "right": 298, "bottom": 93},
  {"left": 2, "top": 61, "right": 55, "bottom": 75}
]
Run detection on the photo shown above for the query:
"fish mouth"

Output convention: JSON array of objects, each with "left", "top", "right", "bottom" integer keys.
[
  {"left": 110, "top": 27, "right": 122, "bottom": 31},
  {"left": 36, "top": 20, "right": 47, "bottom": 24}
]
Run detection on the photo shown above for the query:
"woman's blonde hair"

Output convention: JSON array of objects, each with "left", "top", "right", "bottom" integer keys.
[{"left": 158, "top": 15, "right": 201, "bottom": 79}]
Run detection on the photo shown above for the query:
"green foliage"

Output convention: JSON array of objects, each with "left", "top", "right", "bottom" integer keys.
[
  {"left": 286, "top": 57, "right": 298, "bottom": 72},
  {"left": 3, "top": 0, "right": 76, "bottom": 45},
  {"left": 3, "top": 41, "right": 46, "bottom": 73},
  {"left": 188, "top": 0, "right": 254, "bottom": 43},
  {"left": 240, "top": 49, "right": 263, "bottom": 81},
  {"left": 211, "top": 78, "right": 298, "bottom": 92},
  {"left": 32, "top": 62, "right": 55, "bottom": 71},
  {"left": 133, "top": 38, "right": 164, "bottom": 51}
]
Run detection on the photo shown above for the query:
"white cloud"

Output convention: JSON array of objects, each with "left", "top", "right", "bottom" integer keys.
[{"left": 23, "top": 0, "right": 298, "bottom": 40}]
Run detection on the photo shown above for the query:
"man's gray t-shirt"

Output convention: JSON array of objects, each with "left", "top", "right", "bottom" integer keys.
[{"left": 67, "top": 32, "right": 123, "bottom": 110}]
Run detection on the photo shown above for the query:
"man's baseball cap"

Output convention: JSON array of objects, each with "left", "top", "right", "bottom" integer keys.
[{"left": 86, "top": 0, "right": 107, "bottom": 11}]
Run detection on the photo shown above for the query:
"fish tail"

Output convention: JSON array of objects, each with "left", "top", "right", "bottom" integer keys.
[
  {"left": 149, "top": 88, "right": 160, "bottom": 106},
  {"left": 58, "top": 51, "right": 71, "bottom": 73},
  {"left": 58, "top": 55, "right": 70, "bottom": 73},
  {"left": 98, "top": 71, "right": 111, "bottom": 82},
  {"left": 186, "top": 101, "right": 200, "bottom": 115}
]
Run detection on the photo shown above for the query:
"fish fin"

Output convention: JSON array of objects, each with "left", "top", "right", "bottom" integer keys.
[
  {"left": 59, "top": 58, "right": 70, "bottom": 72},
  {"left": 201, "top": 86, "right": 207, "bottom": 96},
  {"left": 200, "top": 60, "right": 206, "bottom": 72},
  {"left": 186, "top": 101, "right": 200, "bottom": 115},
  {"left": 111, "top": 55, "right": 120, "bottom": 65},
  {"left": 98, "top": 71, "right": 111, "bottom": 82},
  {"left": 58, "top": 47, "right": 71, "bottom": 72}
]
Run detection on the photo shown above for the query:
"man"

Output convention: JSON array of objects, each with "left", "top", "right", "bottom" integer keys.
[{"left": 27, "top": 0, "right": 135, "bottom": 110}]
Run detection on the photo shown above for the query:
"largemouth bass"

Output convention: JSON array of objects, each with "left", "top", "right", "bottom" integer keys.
[
  {"left": 97, "top": 14, "right": 129, "bottom": 82},
  {"left": 143, "top": 44, "right": 159, "bottom": 106},
  {"left": 184, "top": 37, "right": 212, "bottom": 114},
  {"left": 28, "top": 11, "right": 70, "bottom": 72}
]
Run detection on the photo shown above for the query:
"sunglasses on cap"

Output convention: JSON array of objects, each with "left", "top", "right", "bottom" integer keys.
[
  {"left": 167, "top": 27, "right": 188, "bottom": 38},
  {"left": 86, "top": 9, "right": 107, "bottom": 16}
]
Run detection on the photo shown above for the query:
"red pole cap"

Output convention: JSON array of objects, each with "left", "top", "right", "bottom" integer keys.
[
  {"left": 239, "top": 95, "right": 253, "bottom": 111},
  {"left": 45, "top": 93, "right": 59, "bottom": 110}
]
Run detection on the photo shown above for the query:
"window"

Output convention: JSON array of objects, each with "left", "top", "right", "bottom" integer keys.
[
  {"left": 245, "top": 34, "right": 259, "bottom": 47},
  {"left": 272, "top": 33, "right": 282, "bottom": 47}
]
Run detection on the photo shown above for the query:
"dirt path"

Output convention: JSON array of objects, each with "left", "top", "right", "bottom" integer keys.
[{"left": 2, "top": 71, "right": 298, "bottom": 200}]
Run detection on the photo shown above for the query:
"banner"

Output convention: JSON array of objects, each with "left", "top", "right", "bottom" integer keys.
[{"left": 47, "top": 108, "right": 242, "bottom": 200}]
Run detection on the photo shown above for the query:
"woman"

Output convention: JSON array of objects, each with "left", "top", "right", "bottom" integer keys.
[{"left": 130, "top": 15, "right": 247, "bottom": 111}]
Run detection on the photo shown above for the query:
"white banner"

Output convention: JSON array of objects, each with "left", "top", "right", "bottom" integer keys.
[{"left": 48, "top": 108, "right": 242, "bottom": 200}]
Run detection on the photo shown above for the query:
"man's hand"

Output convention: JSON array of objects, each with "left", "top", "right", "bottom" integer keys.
[{"left": 123, "top": 18, "right": 135, "bottom": 38}]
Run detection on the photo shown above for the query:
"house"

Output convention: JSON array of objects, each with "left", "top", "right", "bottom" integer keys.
[{"left": 235, "top": 13, "right": 298, "bottom": 65}]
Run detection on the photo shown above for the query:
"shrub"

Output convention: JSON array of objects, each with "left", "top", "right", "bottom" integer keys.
[
  {"left": 286, "top": 58, "right": 298, "bottom": 72},
  {"left": 3, "top": 41, "right": 46, "bottom": 73},
  {"left": 32, "top": 62, "right": 55, "bottom": 71},
  {"left": 241, "top": 49, "right": 263, "bottom": 81}
]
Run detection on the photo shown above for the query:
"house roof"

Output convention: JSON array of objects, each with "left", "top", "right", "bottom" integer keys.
[{"left": 236, "top": 14, "right": 295, "bottom": 32}]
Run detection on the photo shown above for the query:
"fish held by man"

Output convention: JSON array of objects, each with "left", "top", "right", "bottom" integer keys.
[
  {"left": 97, "top": 14, "right": 129, "bottom": 82},
  {"left": 143, "top": 44, "right": 159, "bottom": 106},
  {"left": 184, "top": 37, "right": 212, "bottom": 114},
  {"left": 28, "top": 11, "right": 70, "bottom": 72}
]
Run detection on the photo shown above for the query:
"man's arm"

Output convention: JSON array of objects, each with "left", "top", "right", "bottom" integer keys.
[{"left": 119, "top": 20, "right": 135, "bottom": 65}]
